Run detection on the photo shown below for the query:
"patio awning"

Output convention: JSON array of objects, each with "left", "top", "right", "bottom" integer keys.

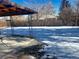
[{"left": 0, "top": 0, "right": 37, "bottom": 17}]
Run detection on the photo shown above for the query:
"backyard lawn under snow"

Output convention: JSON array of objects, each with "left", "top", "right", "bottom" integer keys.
[{"left": 1, "top": 26, "right": 79, "bottom": 59}]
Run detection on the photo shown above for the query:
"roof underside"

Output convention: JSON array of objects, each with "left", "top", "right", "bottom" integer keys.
[{"left": 0, "top": 0, "right": 37, "bottom": 17}]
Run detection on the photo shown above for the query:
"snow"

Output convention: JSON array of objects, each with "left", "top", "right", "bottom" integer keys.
[
  {"left": 0, "top": 26, "right": 79, "bottom": 59},
  {"left": 2, "top": 26, "right": 79, "bottom": 30}
]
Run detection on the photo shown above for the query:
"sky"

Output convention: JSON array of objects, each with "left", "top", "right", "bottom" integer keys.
[{"left": 11, "top": 0, "right": 75, "bottom": 16}]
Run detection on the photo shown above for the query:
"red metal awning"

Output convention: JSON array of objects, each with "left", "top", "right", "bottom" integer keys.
[{"left": 0, "top": 0, "right": 37, "bottom": 17}]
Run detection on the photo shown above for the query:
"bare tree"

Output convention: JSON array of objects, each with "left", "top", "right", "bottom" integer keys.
[
  {"left": 59, "top": 0, "right": 74, "bottom": 26},
  {"left": 22, "top": 0, "right": 54, "bottom": 26},
  {"left": 9, "top": 0, "right": 54, "bottom": 26},
  {"left": 75, "top": 0, "right": 79, "bottom": 26}
]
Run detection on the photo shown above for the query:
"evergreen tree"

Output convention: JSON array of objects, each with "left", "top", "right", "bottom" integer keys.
[{"left": 59, "top": 0, "right": 74, "bottom": 25}]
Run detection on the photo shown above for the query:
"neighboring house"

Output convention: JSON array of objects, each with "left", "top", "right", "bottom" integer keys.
[{"left": 0, "top": 20, "right": 7, "bottom": 27}]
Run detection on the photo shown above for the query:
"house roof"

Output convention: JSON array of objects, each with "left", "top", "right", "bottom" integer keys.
[{"left": 0, "top": 0, "right": 37, "bottom": 17}]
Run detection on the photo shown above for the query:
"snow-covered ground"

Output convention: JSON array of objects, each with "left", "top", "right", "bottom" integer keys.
[{"left": 0, "top": 26, "right": 79, "bottom": 59}]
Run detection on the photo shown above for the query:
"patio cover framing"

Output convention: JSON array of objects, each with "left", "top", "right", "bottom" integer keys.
[
  {"left": 0, "top": 0, "right": 37, "bottom": 36},
  {"left": 0, "top": 0, "right": 37, "bottom": 16}
]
